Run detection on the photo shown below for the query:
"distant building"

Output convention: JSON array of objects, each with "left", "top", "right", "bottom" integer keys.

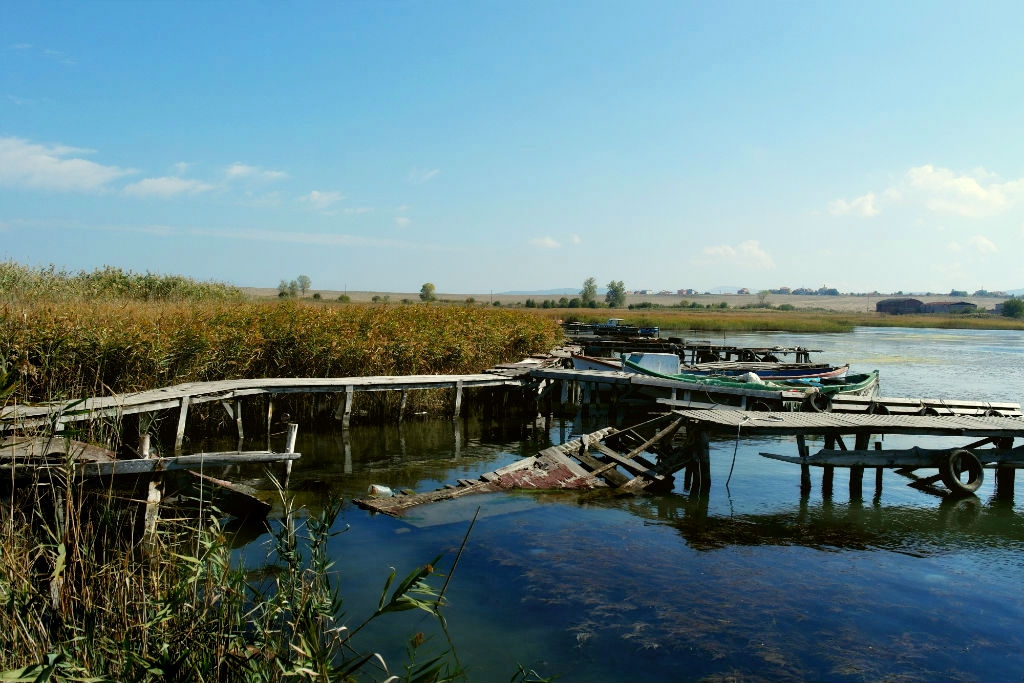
[
  {"left": 876, "top": 298, "right": 924, "bottom": 314},
  {"left": 921, "top": 301, "right": 977, "bottom": 314},
  {"left": 737, "top": 287, "right": 750, "bottom": 295}
]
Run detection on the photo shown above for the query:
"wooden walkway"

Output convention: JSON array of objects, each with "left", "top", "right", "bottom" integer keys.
[{"left": 0, "top": 373, "right": 522, "bottom": 451}]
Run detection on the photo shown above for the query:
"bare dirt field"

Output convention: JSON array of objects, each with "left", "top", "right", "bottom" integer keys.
[{"left": 242, "top": 288, "right": 1005, "bottom": 313}]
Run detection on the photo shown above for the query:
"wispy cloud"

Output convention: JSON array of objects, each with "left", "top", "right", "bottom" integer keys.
[
  {"left": 190, "top": 227, "right": 452, "bottom": 250},
  {"left": 832, "top": 165, "right": 1024, "bottom": 220},
  {"left": 0, "top": 136, "right": 134, "bottom": 192},
  {"left": 692, "top": 240, "right": 775, "bottom": 269},
  {"left": 395, "top": 216, "right": 411, "bottom": 228},
  {"left": 905, "top": 165, "right": 1020, "bottom": 217},
  {"left": 408, "top": 168, "right": 440, "bottom": 184},
  {"left": 529, "top": 236, "right": 560, "bottom": 249},
  {"left": 240, "top": 191, "right": 282, "bottom": 208},
  {"left": 570, "top": 234, "right": 582, "bottom": 245},
  {"left": 123, "top": 176, "right": 215, "bottom": 198},
  {"left": 299, "top": 190, "right": 343, "bottom": 211},
  {"left": 967, "top": 235, "right": 996, "bottom": 253},
  {"left": 345, "top": 207, "right": 374, "bottom": 215},
  {"left": 225, "top": 162, "right": 287, "bottom": 181},
  {"left": 7, "top": 94, "right": 32, "bottom": 106},
  {"left": 9, "top": 43, "right": 75, "bottom": 65},
  {"left": 828, "top": 192, "right": 879, "bottom": 217}
]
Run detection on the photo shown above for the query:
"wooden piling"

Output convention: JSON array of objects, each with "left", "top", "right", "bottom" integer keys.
[
  {"left": 797, "top": 434, "right": 811, "bottom": 494},
  {"left": 174, "top": 395, "right": 190, "bottom": 454}
]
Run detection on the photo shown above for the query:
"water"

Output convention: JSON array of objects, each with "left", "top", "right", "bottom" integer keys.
[{"left": 237, "top": 327, "right": 1024, "bottom": 682}]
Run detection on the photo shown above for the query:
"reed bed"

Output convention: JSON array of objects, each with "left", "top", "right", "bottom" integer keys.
[
  {"left": 543, "top": 308, "right": 1024, "bottom": 333},
  {"left": 0, "top": 469, "right": 463, "bottom": 681},
  {"left": 1, "top": 300, "right": 562, "bottom": 404}
]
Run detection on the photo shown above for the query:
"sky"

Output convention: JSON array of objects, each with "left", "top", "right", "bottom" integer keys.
[{"left": 3, "top": 1, "right": 1024, "bottom": 296}]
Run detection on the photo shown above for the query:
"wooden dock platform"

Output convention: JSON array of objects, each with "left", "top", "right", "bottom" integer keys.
[{"left": 670, "top": 409, "right": 1024, "bottom": 498}]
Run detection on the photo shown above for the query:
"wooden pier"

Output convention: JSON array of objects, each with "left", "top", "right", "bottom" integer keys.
[
  {"left": 671, "top": 409, "right": 1024, "bottom": 499},
  {"left": 0, "top": 372, "right": 524, "bottom": 452},
  {"left": 567, "top": 337, "right": 820, "bottom": 364}
]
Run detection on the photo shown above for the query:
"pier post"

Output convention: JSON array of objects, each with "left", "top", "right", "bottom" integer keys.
[
  {"left": 995, "top": 466, "right": 1015, "bottom": 501},
  {"left": 283, "top": 423, "right": 298, "bottom": 487},
  {"left": 797, "top": 434, "right": 811, "bottom": 494},
  {"left": 874, "top": 442, "right": 884, "bottom": 498},
  {"left": 266, "top": 396, "right": 275, "bottom": 450},
  {"left": 822, "top": 435, "right": 835, "bottom": 498},
  {"left": 334, "top": 385, "right": 354, "bottom": 429},
  {"left": 174, "top": 395, "right": 190, "bottom": 455},
  {"left": 695, "top": 430, "right": 712, "bottom": 493},
  {"left": 849, "top": 433, "right": 869, "bottom": 501},
  {"left": 399, "top": 389, "right": 408, "bottom": 423},
  {"left": 454, "top": 380, "right": 464, "bottom": 419}
]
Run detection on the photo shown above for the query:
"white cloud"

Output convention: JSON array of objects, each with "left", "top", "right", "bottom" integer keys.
[
  {"left": 7, "top": 94, "right": 32, "bottom": 106},
  {"left": 123, "top": 176, "right": 215, "bottom": 198},
  {"left": 530, "top": 236, "right": 560, "bottom": 249},
  {"left": 345, "top": 207, "right": 374, "bottom": 214},
  {"left": 172, "top": 161, "right": 191, "bottom": 175},
  {"left": 904, "top": 165, "right": 1014, "bottom": 217},
  {"left": 225, "top": 162, "right": 287, "bottom": 181},
  {"left": 299, "top": 190, "right": 343, "bottom": 211},
  {"left": 693, "top": 240, "right": 774, "bottom": 269},
  {"left": 570, "top": 233, "right": 582, "bottom": 244},
  {"left": 828, "top": 192, "right": 879, "bottom": 217},
  {"left": 395, "top": 216, "right": 411, "bottom": 227},
  {"left": 0, "top": 136, "right": 134, "bottom": 192},
  {"left": 967, "top": 235, "right": 996, "bottom": 253},
  {"left": 240, "top": 191, "right": 282, "bottom": 208},
  {"left": 408, "top": 168, "right": 440, "bottom": 184},
  {"left": 947, "top": 242, "right": 963, "bottom": 253},
  {"left": 190, "top": 227, "right": 452, "bottom": 250}
]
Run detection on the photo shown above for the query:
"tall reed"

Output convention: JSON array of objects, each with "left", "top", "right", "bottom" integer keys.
[{"left": 0, "top": 464, "right": 462, "bottom": 681}]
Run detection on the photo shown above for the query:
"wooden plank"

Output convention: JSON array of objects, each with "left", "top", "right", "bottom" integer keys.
[
  {"left": 590, "top": 443, "right": 665, "bottom": 481},
  {"left": 74, "top": 451, "right": 301, "bottom": 477},
  {"left": 571, "top": 449, "right": 631, "bottom": 487}
]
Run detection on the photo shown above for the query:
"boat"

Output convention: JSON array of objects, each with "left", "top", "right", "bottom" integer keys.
[
  {"left": 621, "top": 356, "right": 879, "bottom": 411},
  {"left": 573, "top": 353, "right": 850, "bottom": 380}
]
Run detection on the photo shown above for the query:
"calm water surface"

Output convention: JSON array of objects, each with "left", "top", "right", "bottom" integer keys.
[{"left": 240, "top": 327, "right": 1024, "bottom": 682}]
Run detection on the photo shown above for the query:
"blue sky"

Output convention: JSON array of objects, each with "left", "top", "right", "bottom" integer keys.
[{"left": 3, "top": 1, "right": 1023, "bottom": 295}]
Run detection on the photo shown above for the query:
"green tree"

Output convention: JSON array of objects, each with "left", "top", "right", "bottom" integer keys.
[
  {"left": 419, "top": 282, "right": 437, "bottom": 302},
  {"left": 288, "top": 280, "right": 299, "bottom": 297},
  {"left": 1002, "top": 297, "right": 1024, "bottom": 318},
  {"left": 580, "top": 277, "right": 597, "bottom": 306},
  {"left": 277, "top": 279, "right": 290, "bottom": 297},
  {"left": 757, "top": 290, "right": 770, "bottom": 307},
  {"left": 605, "top": 280, "right": 626, "bottom": 308},
  {"left": 297, "top": 275, "right": 311, "bottom": 296}
]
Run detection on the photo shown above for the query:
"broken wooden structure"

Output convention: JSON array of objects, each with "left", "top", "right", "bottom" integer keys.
[
  {"left": 670, "top": 409, "right": 1024, "bottom": 499},
  {"left": 355, "top": 414, "right": 696, "bottom": 516}
]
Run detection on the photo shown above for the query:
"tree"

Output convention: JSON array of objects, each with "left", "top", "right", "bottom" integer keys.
[
  {"left": 288, "top": 280, "right": 299, "bottom": 297},
  {"left": 297, "top": 275, "right": 311, "bottom": 296},
  {"left": 605, "top": 280, "right": 626, "bottom": 308},
  {"left": 757, "top": 290, "right": 770, "bottom": 307},
  {"left": 419, "top": 282, "right": 437, "bottom": 302},
  {"left": 580, "top": 277, "right": 597, "bottom": 306},
  {"left": 277, "top": 279, "right": 290, "bottom": 297},
  {"left": 1002, "top": 298, "right": 1024, "bottom": 318}
]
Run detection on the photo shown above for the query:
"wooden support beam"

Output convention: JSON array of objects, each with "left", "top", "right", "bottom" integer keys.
[
  {"left": 797, "top": 434, "right": 811, "bottom": 494},
  {"left": 849, "top": 466, "right": 863, "bottom": 500},
  {"left": 266, "top": 395, "right": 274, "bottom": 449},
  {"left": 995, "top": 466, "right": 1015, "bottom": 500},
  {"left": 399, "top": 389, "right": 408, "bottom": 422},
  {"left": 174, "top": 395, "right": 190, "bottom": 454},
  {"left": 454, "top": 380, "right": 464, "bottom": 418}
]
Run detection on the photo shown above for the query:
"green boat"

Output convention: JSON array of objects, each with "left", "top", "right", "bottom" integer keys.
[{"left": 621, "top": 356, "right": 880, "bottom": 412}]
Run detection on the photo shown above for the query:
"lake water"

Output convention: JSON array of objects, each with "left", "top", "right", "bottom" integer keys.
[{"left": 242, "top": 327, "right": 1024, "bottom": 682}]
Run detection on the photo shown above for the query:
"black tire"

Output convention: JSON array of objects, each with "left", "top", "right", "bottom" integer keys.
[
  {"left": 740, "top": 350, "right": 756, "bottom": 362},
  {"left": 920, "top": 406, "right": 940, "bottom": 416},
  {"left": 984, "top": 409, "right": 1003, "bottom": 417},
  {"left": 870, "top": 402, "right": 890, "bottom": 415},
  {"left": 938, "top": 449, "right": 984, "bottom": 495},
  {"left": 697, "top": 352, "right": 719, "bottom": 364},
  {"left": 803, "top": 392, "right": 831, "bottom": 413},
  {"left": 763, "top": 354, "right": 779, "bottom": 362}
]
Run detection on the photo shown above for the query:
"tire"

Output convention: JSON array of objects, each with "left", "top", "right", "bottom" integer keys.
[
  {"left": 763, "top": 354, "right": 779, "bottom": 362},
  {"left": 697, "top": 352, "right": 719, "bottom": 364},
  {"left": 938, "top": 449, "right": 984, "bottom": 495},
  {"left": 984, "top": 409, "right": 1003, "bottom": 417},
  {"left": 870, "top": 402, "right": 890, "bottom": 415},
  {"left": 803, "top": 392, "right": 831, "bottom": 413},
  {"left": 920, "top": 406, "right": 940, "bottom": 416},
  {"left": 740, "top": 350, "right": 756, "bottom": 362}
]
